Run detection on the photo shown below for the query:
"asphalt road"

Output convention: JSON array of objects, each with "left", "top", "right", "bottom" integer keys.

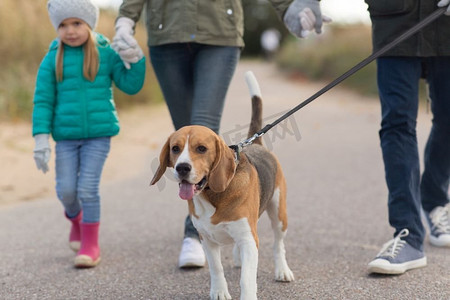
[{"left": 1, "top": 61, "right": 449, "bottom": 300}]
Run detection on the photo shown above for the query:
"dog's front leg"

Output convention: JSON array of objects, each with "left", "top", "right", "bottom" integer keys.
[
  {"left": 236, "top": 236, "right": 258, "bottom": 300},
  {"left": 202, "top": 238, "right": 231, "bottom": 300}
]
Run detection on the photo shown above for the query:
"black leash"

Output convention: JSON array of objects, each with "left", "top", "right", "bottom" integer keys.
[{"left": 233, "top": 7, "right": 446, "bottom": 150}]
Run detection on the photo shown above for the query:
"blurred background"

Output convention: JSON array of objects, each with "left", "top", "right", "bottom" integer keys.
[{"left": 0, "top": 0, "right": 374, "bottom": 122}]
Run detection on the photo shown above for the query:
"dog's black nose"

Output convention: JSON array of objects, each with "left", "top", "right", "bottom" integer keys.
[{"left": 176, "top": 163, "right": 192, "bottom": 177}]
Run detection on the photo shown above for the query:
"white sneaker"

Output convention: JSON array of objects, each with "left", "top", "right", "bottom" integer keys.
[
  {"left": 178, "top": 237, "right": 206, "bottom": 268},
  {"left": 425, "top": 204, "right": 450, "bottom": 247}
]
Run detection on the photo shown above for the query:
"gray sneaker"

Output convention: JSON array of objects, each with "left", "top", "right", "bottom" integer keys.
[
  {"left": 368, "top": 229, "right": 427, "bottom": 275},
  {"left": 425, "top": 204, "right": 450, "bottom": 247}
]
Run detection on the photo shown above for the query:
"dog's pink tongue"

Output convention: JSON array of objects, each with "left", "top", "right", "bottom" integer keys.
[{"left": 179, "top": 182, "right": 195, "bottom": 200}]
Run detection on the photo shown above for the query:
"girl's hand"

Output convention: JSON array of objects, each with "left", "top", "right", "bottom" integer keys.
[{"left": 116, "top": 45, "right": 144, "bottom": 69}]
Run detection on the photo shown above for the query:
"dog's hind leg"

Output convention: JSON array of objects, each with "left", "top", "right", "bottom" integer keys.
[{"left": 266, "top": 180, "right": 294, "bottom": 282}]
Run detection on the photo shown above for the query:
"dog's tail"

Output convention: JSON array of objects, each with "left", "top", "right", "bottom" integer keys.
[{"left": 244, "top": 71, "right": 263, "bottom": 145}]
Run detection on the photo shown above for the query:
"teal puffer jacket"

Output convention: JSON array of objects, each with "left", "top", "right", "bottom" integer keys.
[{"left": 32, "top": 33, "right": 146, "bottom": 141}]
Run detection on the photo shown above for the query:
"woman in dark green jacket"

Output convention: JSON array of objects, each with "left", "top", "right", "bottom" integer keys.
[
  {"left": 112, "top": 0, "right": 328, "bottom": 270},
  {"left": 365, "top": 0, "right": 450, "bottom": 275},
  {"left": 32, "top": 0, "right": 145, "bottom": 269}
]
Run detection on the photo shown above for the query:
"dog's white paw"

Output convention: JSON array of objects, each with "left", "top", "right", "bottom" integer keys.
[
  {"left": 275, "top": 266, "right": 295, "bottom": 282},
  {"left": 210, "top": 290, "right": 232, "bottom": 300}
]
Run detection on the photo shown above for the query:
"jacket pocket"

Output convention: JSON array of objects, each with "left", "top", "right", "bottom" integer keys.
[
  {"left": 365, "top": 0, "right": 415, "bottom": 16},
  {"left": 147, "top": 1, "right": 168, "bottom": 31}
]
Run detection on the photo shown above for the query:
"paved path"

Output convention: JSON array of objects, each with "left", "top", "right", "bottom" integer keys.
[{"left": 1, "top": 61, "right": 448, "bottom": 299}]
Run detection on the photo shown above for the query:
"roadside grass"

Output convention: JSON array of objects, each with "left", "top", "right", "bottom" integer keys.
[
  {"left": 277, "top": 23, "right": 433, "bottom": 103},
  {"left": 276, "top": 24, "right": 379, "bottom": 97}
]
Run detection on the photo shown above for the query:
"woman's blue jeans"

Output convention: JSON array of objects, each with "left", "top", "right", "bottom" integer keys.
[
  {"left": 150, "top": 43, "right": 240, "bottom": 239},
  {"left": 377, "top": 57, "right": 450, "bottom": 250},
  {"left": 55, "top": 137, "right": 111, "bottom": 223},
  {"left": 149, "top": 43, "right": 240, "bottom": 134}
]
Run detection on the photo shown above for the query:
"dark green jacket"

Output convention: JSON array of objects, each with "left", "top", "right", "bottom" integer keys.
[
  {"left": 118, "top": 0, "right": 293, "bottom": 47},
  {"left": 32, "top": 34, "right": 146, "bottom": 141},
  {"left": 365, "top": 0, "right": 450, "bottom": 56}
]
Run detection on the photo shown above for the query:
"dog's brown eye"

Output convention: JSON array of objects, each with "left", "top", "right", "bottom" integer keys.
[
  {"left": 172, "top": 145, "right": 180, "bottom": 153},
  {"left": 197, "top": 145, "right": 207, "bottom": 154}
]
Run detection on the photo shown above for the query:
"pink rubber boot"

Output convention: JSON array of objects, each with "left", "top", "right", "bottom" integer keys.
[
  {"left": 65, "top": 211, "right": 82, "bottom": 252},
  {"left": 74, "top": 222, "right": 101, "bottom": 268}
]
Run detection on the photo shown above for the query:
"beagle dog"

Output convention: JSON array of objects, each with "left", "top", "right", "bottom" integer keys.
[{"left": 151, "top": 72, "right": 294, "bottom": 300}]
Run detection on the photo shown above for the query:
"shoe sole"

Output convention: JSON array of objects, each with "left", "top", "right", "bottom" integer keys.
[
  {"left": 429, "top": 235, "right": 450, "bottom": 247},
  {"left": 368, "top": 257, "right": 427, "bottom": 275},
  {"left": 178, "top": 259, "right": 205, "bottom": 268},
  {"left": 74, "top": 255, "right": 101, "bottom": 268}
]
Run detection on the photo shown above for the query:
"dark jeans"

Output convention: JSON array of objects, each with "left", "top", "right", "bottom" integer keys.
[
  {"left": 377, "top": 57, "right": 450, "bottom": 251},
  {"left": 150, "top": 43, "right": 241, "bottom": 239},
  {"left": 149, "top": 43, "right": 240, "bottom": 133}
]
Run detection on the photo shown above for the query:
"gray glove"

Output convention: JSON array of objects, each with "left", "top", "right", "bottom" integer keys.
[
  {"left": 112, "top": 17, "right": 143, "bottom": 69},
  {"left": 33, "top": 134, "right": 51, "bottom": 174},
  {"left": 438, "top": 0, "right": 450, "bottom": 15},
  {"left": 116, "top": 44, "right": 144, "bottom": 68},
  {"left": 283, "top": 0, "right": 332, "bottom": 38}
]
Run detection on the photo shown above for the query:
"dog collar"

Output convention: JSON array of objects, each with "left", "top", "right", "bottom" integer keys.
[{"left": 229, "top": 144, "right": 241, "bottom": 164}]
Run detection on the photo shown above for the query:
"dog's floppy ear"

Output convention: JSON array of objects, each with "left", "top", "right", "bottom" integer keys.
[
  {"left": 208, "top": 136, "right": 236, "bottom": 192},
  {"left": 150, "top": 138, "right": 171, "bottom": 185}
]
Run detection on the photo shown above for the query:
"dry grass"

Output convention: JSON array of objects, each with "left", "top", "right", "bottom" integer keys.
[{"left": 276, "top": 24, "right": 378, "bottom": 96}]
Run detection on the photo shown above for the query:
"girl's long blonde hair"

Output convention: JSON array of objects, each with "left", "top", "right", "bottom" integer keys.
[{"left": 55, "top": 30, "right": 99, "bottom": 82}]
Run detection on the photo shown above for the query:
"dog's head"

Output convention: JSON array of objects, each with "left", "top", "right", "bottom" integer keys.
[{"left": 150, "top": 125, "right": 236, "bottom": 200}]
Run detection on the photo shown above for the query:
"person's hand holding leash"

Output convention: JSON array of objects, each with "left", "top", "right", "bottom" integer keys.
[
  {"left": 438, "top": 0, "right": 450, "bottom": 15},
  {"left": 112, "top": 17, "right": 143, "bottom": 69},
  {"left": 33, "top": 134, "right": 51, "bottom": 174},
  {"left": 283, "top": 0, "right": 331, "bottom": 38}
]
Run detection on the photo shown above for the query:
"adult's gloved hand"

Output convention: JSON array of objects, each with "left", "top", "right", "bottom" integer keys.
[
  {"left": 33, "top": 134, "right": 51, "bottom": 174},
  {"left": 438, "top": 0, "right": 450, "bottom": 15},
  {"left": 112, "top": 17, "right": 141, "bottom": 69},
  {"left": 283, "top": 0, "right": 332, "bottom": 38}
]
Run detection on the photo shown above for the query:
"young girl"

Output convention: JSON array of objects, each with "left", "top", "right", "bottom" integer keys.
[{"left": 32, "top": 0, "right": 145, "bottom": 268}]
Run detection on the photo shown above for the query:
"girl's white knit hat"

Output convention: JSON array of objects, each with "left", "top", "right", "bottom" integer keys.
[{"left": 47, "top": 0, "right": 99, "bottom": 30}]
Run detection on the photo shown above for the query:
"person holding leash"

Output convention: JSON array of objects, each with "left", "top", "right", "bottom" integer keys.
[
  {"left": 32, "top": 0, "right": 146, "bottom": 268},
  {"left": 112, "top": 0, "right": 330, "bottom": 268},
  {"left": 366, "top": 0, "right": 450, "bottom": 274}
]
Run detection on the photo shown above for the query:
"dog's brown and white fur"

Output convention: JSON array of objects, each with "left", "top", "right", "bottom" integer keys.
[{"left": 151, "top": 72, "right": 293, "bottom": 300}]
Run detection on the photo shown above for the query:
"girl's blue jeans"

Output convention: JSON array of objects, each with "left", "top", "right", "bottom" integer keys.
[
  {"left": 55, "top": 137, "right": 111, "bottom": 223},
  {"left": 149, "top": 43, "right": 240, "bottom": 239},
  {"left": 377, "top": 57, "right": 450, "bottom": 251}
]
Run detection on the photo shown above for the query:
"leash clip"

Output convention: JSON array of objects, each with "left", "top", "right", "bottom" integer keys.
[
  {"left": 229, "top": 132, "right": 265, "bottom": 164},
  {"left": 239, "top": 132, "right": 264, "bottom": 148}
]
